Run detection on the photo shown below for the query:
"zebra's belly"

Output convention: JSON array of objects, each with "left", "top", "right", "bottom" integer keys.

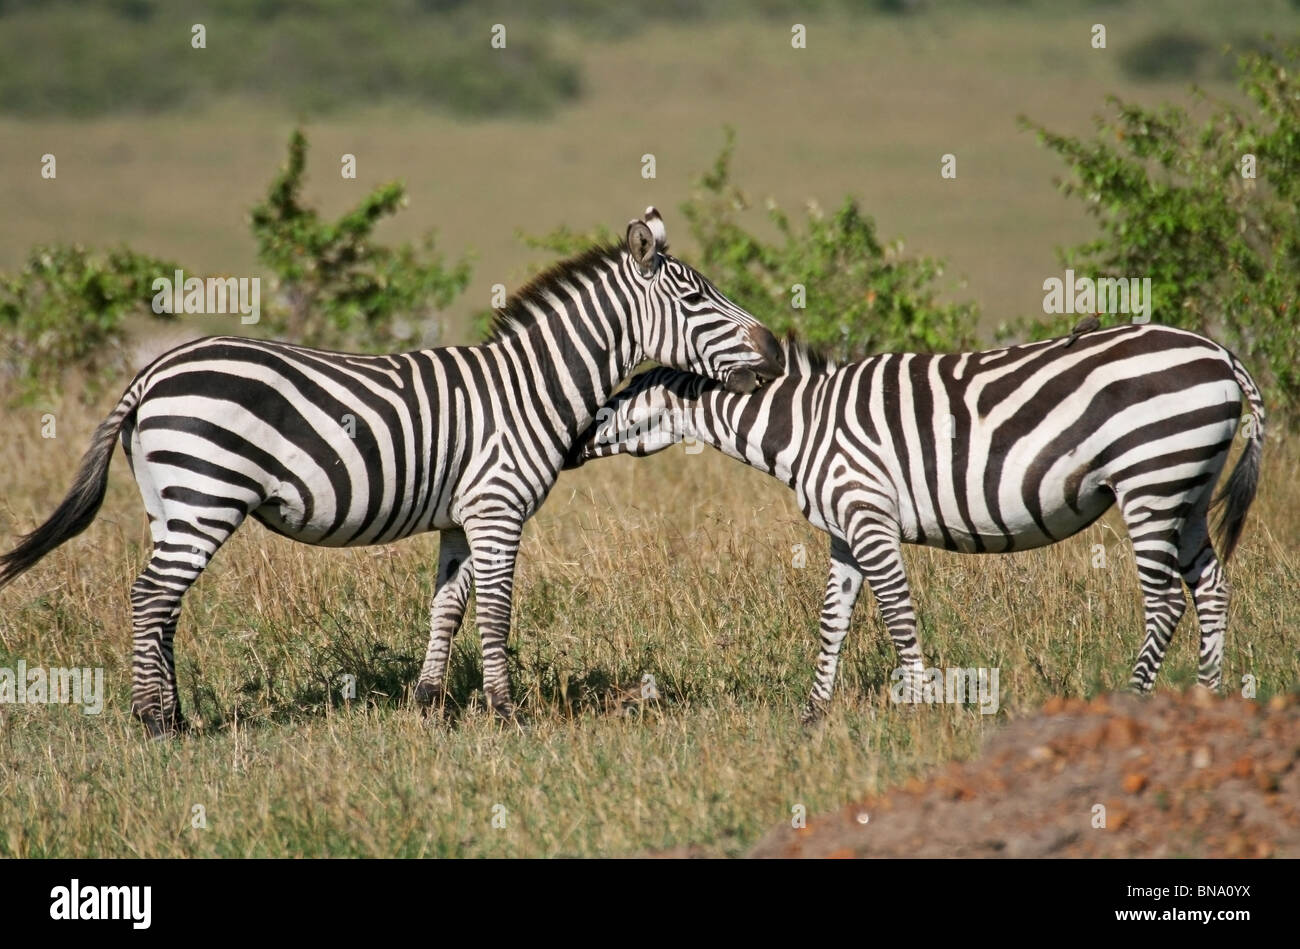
[
  {"left": 911, "top": 482, "right": 1115, "bottom": 553},
  {"left": 252, "top": 487, "right": 462, "bottom": 546}
]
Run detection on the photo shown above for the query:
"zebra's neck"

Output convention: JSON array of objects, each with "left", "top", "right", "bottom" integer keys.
[
  {"left": 471, "top": 257, "right": 641, "bottom": 459},
  {"left": 694, "top": 374, "right": 813, "bottom": 484},
  {"left": 691, "top": 339, "right": 838, "bottom": 484}
]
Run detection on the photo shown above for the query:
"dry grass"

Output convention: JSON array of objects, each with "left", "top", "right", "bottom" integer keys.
[{"left": 0, "top": 389, "right": 1295, "bottom": 857}]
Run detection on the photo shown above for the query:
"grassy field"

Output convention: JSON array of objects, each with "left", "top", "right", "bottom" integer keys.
[
  {"left": 0, "top": 388, "right": 1295, "bottom": 857},
  {"left": 1, "top": 1, "right": 1297, "bottom": 857}
]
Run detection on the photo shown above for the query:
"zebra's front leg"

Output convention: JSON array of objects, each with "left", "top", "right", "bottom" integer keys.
[
  {"left": 802, "top": 537, "right": 864, "bottom": 725},
  {"left": 464, "top": 515, "right": 524, "bottom": 720},
  {"left": 414, "top": 528, "right": 473, "bottom": 716},
  {"left": 857, "top": 534, "right": 924, "bottom": 706}
]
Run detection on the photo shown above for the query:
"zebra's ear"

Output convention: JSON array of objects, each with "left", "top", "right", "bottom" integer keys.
[
  {"left": 626, "top": 221, "right": 657, "bottom": 276},
  {"left": 626, "top": 207, "right": 666, "bottom": 276},
  {"left": 642, "top": 206, "right": 667, "bottom": 249}
]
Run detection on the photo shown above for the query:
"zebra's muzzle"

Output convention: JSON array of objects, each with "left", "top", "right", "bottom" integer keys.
[
  {"left": 726, "top": 327, "right": 786, "bottom": 393},
  {"left": 725, "top": 368, "right": 763, "bottom": 394}
]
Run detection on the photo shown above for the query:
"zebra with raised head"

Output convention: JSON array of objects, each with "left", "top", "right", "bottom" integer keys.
[
  {"left": 0, "top": 208, "right": 785, "bottom": 736},
  {"left": 567, "top": 324, "right": 1264, "bottom": 721}
]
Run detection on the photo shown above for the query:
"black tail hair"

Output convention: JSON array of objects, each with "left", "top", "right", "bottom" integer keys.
[
  {"left": 0, "top": 386, "right": 140, "bottom": 589},
  {"left": 1211, "top": 354, "right": 1265, "bottom": 563}
]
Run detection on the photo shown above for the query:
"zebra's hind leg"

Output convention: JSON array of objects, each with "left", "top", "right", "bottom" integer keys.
[
  {"left": 130, "top": 536, "right": 216, "bottom": 737},
  {"left": 414, "top": 528, "right": 474, "bottom": 716},
  {"left": 1117, "top": 493, "right": 1188, "bottom": 693},
  {"left": 1179, "top": 528, "right": 1229, "bottom": 692},
  {"left": 1126, "top": 575, "right": 1186, "bottom": 694},
  {"left": 463, "top": 515, "right": 523, "bottom": 721},
  {"left": 802, "top": 537, "right": 864, "bottom": 725},
  {"left": 129, "top": 513, "right": 246, "bottom": 738}
]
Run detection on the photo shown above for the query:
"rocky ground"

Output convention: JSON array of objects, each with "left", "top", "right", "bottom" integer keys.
[{"left": 751, "top": 691, "right": 1300, "bottom": 858}]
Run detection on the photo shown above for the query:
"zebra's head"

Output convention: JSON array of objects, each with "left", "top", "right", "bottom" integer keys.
[
  {"left": 624, "top": 208, "right": 784, "bottom": 394},
  {"left": 564, "top": 367, "right": 703, "bottom": 469}
]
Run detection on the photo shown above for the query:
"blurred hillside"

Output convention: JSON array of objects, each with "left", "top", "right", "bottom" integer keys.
[{"left": 0, "top": 0, "right": 1296, "bottom": 340}]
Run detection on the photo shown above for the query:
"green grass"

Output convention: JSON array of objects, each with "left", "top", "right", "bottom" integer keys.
[{"left": 0, "top": 400, "right": 1295, "bottom": 857}]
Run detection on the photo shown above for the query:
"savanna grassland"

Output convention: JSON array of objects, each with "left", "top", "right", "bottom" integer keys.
[
  {"left": 1, "top": 1, "right": 1298, "bottom": 858},
  {"left": 0, "top": 394, "right": 1295, "bottom": 857}
]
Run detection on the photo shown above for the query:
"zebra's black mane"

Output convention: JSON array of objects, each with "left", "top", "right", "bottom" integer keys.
[
  {"left": 487, "top": 243, "right": 625, "bottom": 342},
  {"left": 779, "top": 334, "right": 838, "bottom": 377},
  {"left": 485, "top": 248, "right": 838, "bottom": 381}
]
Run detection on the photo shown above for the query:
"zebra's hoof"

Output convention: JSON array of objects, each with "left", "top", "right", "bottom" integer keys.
[
  {"left": 137, "top": 711, "right": 188, "bottom": 740},
  {"left": 1191, "top": 682, "right": 1222, "bottom": 703},
  {"left": 800, "top": 699, "right": 829, "bottom": 727},
  {"left": 486, "top": 694, "right": 521, "bottom": 726},
  {"left": 413, "top": 681, "right": 445, "bottom": 712}
]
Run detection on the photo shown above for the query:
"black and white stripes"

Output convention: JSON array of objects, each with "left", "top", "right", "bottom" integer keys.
[
  {"left": 0, "top": 209, "right": 785, "bottom": 735},
  {"left": 569, "top": 324, "right": 1264, "bottom": 720}
]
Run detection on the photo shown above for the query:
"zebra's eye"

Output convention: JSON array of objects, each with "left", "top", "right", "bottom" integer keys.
[{"left": 681, "top": 290, "right": 705, "bottom": 306}]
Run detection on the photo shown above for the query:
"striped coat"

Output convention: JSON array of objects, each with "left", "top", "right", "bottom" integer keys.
[
  {"left": 0, "top": 209, "right": 785, "bottom": 735},
  {"left": 569, "top": 324, "right": 1264, "bottom": 719}
]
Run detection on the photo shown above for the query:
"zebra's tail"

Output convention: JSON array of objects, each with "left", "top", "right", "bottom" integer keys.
[
  {"left": 0, "top": 382, "right": 143, "bottom": 590},
  {"left": 1210, "top": 353, "right": 1265, "bottom": 563}
]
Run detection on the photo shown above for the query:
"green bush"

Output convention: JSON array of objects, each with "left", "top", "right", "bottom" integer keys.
[
  {"left": 679, "top": 128, "right": 981, "bottom": 359},
  {"left": 0, "top": 244, "right": 180, "bottom": 403},
  {"left": 504, "top": 130, "right": 979, "bottom": 359},
  {"left": 250, "top": 130, "right": 471, "bottom": 351},
  {"left": 1020, "top": 39, "right": 1300, "bottom": 416}
]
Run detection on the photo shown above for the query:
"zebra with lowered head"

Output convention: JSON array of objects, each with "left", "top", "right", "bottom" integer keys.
[
  {"left": 0, "top": 208, "right": 785, "bottom": 736},
  {"left": 567, "top": 323, "right": 1264, "bottom": 721}
]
